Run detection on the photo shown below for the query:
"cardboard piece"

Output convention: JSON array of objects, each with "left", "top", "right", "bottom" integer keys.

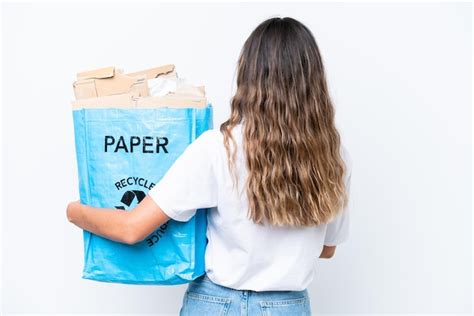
[
  {"left": 136, "top": 95, "right": 207, "bottom": 109},
  {"left": 73, "top": 64, "right": 176, "bottom": 100},
  {"left": 71, "top": 64, "right": 208, "bottom": 109},
  {"left": 71, "top": 93, "right": 136, "bottom": 109},
  {"left": 126, "top": 64, "right": 175, "bottom": 79},
  {"left": 71, "top": 94, "right": 207, "bottom": 110}
]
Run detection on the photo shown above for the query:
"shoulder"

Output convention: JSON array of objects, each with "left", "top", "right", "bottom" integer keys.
[
  {"left": 195, "top": 128, "right": 220, "bottom": 146},
  {"left": 189, "top": 129, "right": 221, "bottom": 155}
]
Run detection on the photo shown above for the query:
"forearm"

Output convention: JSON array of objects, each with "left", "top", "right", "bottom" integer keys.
[{"left": 70, "top": 204, "right": 132, "bottom": 244}]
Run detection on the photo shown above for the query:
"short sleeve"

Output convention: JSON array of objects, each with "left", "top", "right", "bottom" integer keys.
[
  {"left": 324, "top": 146, "right": 352, "bottom": 246},
  {"left": 147, "top": 130, "right": 217, "bottom": 222}
]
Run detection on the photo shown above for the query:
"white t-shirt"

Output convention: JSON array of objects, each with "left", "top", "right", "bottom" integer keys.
[{"left": 148, "top": 123, "right": 352, "bottom": 291}]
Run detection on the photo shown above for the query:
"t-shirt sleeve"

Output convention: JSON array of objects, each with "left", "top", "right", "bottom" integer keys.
[
  {"left": 324, "top": 146, "right": 353, "bottom": 246},
  {"left": 147, "top": 129, "right": 217, "bottom": 222}
]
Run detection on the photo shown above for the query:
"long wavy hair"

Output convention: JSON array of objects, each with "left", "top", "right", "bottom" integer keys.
[{"left": 220, "top": 17, "right": 349, "bottom": 227}]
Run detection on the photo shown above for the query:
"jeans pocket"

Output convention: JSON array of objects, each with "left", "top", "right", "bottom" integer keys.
[
  {"left": 180, "top": 291, "right": 232, "bottom": 316},
  {"left": 259, "top": 296, "right": 309, "bottom": 316}
]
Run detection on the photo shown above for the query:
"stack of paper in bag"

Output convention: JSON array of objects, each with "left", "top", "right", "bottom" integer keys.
[{"left": 72, "top": 64, "right": 207, "bottom": 109}]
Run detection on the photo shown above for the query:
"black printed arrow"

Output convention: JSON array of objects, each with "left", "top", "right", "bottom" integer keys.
[{"left": 115, "top": 190, "right": 146, "bottom": 210}]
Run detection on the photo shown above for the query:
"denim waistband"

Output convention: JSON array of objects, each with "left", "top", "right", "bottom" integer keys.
[
  {"left": 193, "top": 273, "right": 308, "bottom": 294},
  {"left": 183, "top": 273, "right": 312, "bottom": 315}
]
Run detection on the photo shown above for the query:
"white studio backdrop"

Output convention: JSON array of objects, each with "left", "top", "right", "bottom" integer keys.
[{"left": 1, "top": 2, "right": 472, "bottom": 315}]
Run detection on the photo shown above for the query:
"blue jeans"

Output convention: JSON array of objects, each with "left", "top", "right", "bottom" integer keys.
[{"left": 179, "top": 273, "right": 312, "bottom": 315}]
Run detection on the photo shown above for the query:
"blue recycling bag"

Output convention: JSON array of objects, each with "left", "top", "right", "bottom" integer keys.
[{"left": 72, "top": 104, "right": 212, "bottom": 285}]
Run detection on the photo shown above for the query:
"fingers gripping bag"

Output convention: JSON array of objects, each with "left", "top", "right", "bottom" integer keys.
[{"left": 71, "top": 64, "right": 211, "bottom": 285}]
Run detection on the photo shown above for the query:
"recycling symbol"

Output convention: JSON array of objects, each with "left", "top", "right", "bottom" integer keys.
[{"left": 115, "top": 190, "right": 146, "bottom": 210}]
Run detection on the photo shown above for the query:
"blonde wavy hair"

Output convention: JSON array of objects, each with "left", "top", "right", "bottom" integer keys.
[{"left": 220, "top": 17, "right": 349, "bottom": 227}]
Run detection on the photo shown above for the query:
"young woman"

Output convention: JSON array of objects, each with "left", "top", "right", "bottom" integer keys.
[{"left": 67, "top": 16, "right": 352, "bottom": 316}]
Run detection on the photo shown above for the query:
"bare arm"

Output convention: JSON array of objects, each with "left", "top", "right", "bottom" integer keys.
[
  {"left": 319, "top": 245, "right": 336, "bottom": 258},
  {"left": 66, "top": 195, "right": 170, "bottom": 245}
]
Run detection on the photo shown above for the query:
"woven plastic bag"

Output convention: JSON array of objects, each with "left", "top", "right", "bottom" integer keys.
[{"left": 71, "top": 67, "right": 212, "bottom": 284}]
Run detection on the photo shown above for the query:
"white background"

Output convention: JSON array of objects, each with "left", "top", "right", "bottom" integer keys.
[{"left": 1, "top": 2, "right": 472, "bottom": 315}]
